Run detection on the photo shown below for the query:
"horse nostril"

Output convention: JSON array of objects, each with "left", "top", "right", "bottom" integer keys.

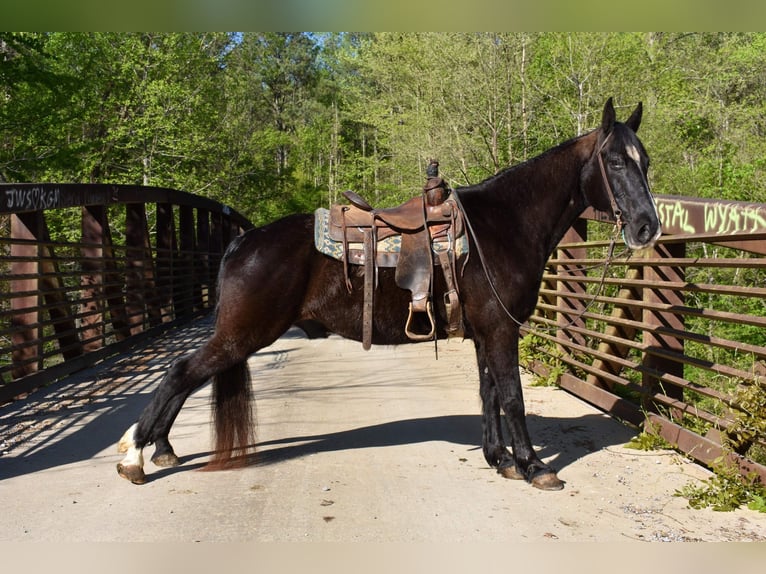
[
  {"left": 637, "top": 224, "right": 652, "bottom": 244},
  {"left": 633, "top": 218, "right": 661, "bottom": 248}
]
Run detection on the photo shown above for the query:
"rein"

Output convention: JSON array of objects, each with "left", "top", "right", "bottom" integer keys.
[{"left": 452, "top": 130, "right": 629, "bottom": 334}]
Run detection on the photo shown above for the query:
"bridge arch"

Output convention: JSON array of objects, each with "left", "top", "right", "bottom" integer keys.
[{"left": 0, "top": 183, "right": 252, "bottom": 403}]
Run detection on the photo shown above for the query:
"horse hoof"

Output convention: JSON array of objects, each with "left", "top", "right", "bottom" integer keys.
[
  {"left": 117, "top": 463, "right": 146, "bottom": 485},
  {"left": 531, "top": 472, "right": 565, "bottom": 491},
  {"left": 151, "top": 452, "right": 181, "bottom": 468},
  {"left": 498, "top": 465, "right": 524, "bottom": 480}
]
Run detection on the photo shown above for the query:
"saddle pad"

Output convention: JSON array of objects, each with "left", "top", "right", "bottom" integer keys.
[{"left": 313, "top": 208, "right": 468, "bottom": 263}]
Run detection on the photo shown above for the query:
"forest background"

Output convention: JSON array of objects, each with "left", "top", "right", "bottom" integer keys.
[{"left": 2, "top": 32, "right": 766, "bottom": 228}]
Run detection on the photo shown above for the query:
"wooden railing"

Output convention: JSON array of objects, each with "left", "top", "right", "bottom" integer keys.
[
  {"left": 528, "top": 194, "right": 766, "bottom": 482},
  {"left": 0, "top": 183, "right": 253, "bottom": 403}
]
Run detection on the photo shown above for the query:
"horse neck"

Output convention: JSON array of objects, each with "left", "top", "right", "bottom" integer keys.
[{"left": 465, "top": 131, "right": 597, "bottom": 260}]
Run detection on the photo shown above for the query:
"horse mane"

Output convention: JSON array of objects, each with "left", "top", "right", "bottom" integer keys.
[{"left": 459, "top": 129, "right": 599, "bottom": 196}]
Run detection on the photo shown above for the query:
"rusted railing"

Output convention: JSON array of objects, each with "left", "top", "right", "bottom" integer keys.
[
  {"left": 4, "top": 183, "right": 766, "bottom": 483},
  {"left": 0, "top": 183, "right": 253, "bottom": 403},
  {"left": 527, "top": 194, "right": 766, "bottom": 482}
]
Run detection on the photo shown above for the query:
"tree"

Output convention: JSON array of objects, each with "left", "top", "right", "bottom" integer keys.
[
  {"left": 640, "top": 33, "right": 766, "bottom": 203},
  {"left": 4, "top": 32, "right": 766, "bottom": 223},
  {"left": 0, "top": 33, "right": 78, "bottom": 182},
  {"left": 1, "top": 33, "right": 232, "bottom": 192},
  {"left": 217, "top": 32, "right": 323, "bottom": 223}
]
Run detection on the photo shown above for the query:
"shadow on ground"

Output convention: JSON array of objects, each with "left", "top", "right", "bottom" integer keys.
[
  {"left": 1, "top": 315, "right": 634, "bottom": 486},
  {"left": 132, "top": 410, "right": 635, "bottom": 484}
]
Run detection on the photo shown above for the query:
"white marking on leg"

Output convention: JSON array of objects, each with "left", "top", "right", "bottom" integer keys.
[
  {"left": 121, "top": 444, "right": 145, "bottom": 469},
  {"left": 116, "top": 422, "right": 138, "bottom": 453},
  {"left": 117, "top": 423, "right": 144, "bottom": 468}
]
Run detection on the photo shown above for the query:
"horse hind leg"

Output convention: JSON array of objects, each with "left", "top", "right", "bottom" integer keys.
[
  {"left": 115, "top": 354, "right": 199, "bottom": 484},
  {"left": 117, "top": 426, "right": 181, "bottom": 468},
  {"left": 117, "top": 423, "right": 147, "bottom": 484},
  {"left": 115, "top": 334, "right": 256, "bottom": 483},
  {"left": 117, "top": 222, "right": 312, "bottom": 483},
  {"left": 116, "top": 428, "right": 178, "bottom": 482},
  {"left": 150, "top": 436, "right": 181, "bottom": 468}
]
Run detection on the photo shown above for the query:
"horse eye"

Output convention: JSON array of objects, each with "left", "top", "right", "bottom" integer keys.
[{"left": 609, "top": 156, "right": 626, "bottom": 169}]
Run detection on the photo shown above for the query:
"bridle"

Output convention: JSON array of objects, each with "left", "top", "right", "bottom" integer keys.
[
  {"left": 452, "top": 129, "right": 631, "bottom": 332},
  {"left": 595, "top": 131, "right": 625, "bottom": 238}
]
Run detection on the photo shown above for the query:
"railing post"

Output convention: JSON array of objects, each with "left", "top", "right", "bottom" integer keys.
[
  {"left": 80, "top": 205, "right": 105, "bottom": 352},
  {"left": 556, "top": 219, "right": 588, "bottom": 349},
  {"left": 642, "top": 241, "right": 686, "bottom": 419},
  {"left": 12, "top": 211, "right": 81, "bottom": 376},
  {"left": 80, "top": 205, "right": 130, "bottom": 350},
  {"left": 177, "top": 205, "right": 195, "bottom": 317},
  {"left": 585, "top": 261, "right": 644, "bottom": 390},
  {"left": 195, "top": 208, "right": 211, "bottom": 309},
  {"left": 155, "top": 202, "right": 176, "bottom": 323},
  {"left": 209, "top": 211, "right": 224, "bottom": 304},
  {"left": 125, "top": 204, "right": 160, "bottom": 334},
  {"left": 10, "top": 213, "right": 42, "bottom": 378}
]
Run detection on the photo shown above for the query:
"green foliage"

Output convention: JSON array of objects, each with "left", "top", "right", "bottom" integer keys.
[
  {"left": 625, "top": 428, "right": 672, "bottom": 451},
  {"left": 673, "top": 374, "right": 766, "bottom": 512},
  {"left": 675, "top": 460, "right": 766, "bottom": 512},
  {"left": 727, "top": 380, "right": 766, "bottom": 458},
  {"left": 519, "top": 332, "right": 566, "bottom": 387},
  {"left": 4, "top": 32, "right": 766, "bottom": 221}
]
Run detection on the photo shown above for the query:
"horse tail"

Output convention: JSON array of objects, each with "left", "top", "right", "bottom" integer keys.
[{"left": 206, "top": 358, "right": 255, "bottom": 470}]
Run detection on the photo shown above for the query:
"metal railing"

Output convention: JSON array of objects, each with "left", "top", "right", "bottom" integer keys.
[
  {"left": 4, "top": 183, "right": 766, "bottom": 483},
  {"left": 0, "top": 183, "right": 253, "bottom": 403},
  {"left": 527, "top": 194, "right": 766, "bottom": 482}
]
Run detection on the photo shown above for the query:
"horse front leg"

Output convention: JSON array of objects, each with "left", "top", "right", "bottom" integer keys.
[
  {"left": 475, "top": 341, "right": 524, "bottom": 480},
  {"left": 476, "top": 331, "right": 564, "bottom": 491}
]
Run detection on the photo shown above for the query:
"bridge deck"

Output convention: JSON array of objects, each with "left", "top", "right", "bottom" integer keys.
[{"left": 1, "top": 317, "right": 764, "bottom": 542}]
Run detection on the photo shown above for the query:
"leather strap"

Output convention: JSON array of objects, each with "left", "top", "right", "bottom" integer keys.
[
  {"left": 397, "top": 197, "right": 436, "bottom": 341},
  {"left": 437, "top": 248, "right": 463, "bottom": 337},
  {"left": 340, "top": 207, "right": 353, "bottom": 293},
  {"left": 596, "top": 132, "right": 624, "bottom": 233},
  {"left": 362, "top": 226, "right": 375, "bottom": 350}
]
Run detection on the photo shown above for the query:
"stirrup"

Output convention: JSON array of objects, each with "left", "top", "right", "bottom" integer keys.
[{"left": 404, "top": 301, "right": 436, "bottom": 341}]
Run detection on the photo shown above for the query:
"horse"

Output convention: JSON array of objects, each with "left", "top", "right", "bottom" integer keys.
[{"left": 116, "top": 98, "right": 661, "bottom": 490}]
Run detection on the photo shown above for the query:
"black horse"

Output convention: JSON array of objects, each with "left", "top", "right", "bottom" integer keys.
[{"left": 117, "top": 98, "right": 661, "bottom": 490}]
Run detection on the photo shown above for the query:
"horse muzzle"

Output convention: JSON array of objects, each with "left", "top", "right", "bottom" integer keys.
[{"left": 622, "top": 213, "right": 662, "bottom": 251}]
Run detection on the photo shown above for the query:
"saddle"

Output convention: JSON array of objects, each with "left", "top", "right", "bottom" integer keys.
[{"left": 327, "top": 160, "right": 465, "bottom": 350}]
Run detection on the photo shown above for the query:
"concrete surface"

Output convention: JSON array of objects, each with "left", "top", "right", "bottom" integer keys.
[{"left": 1, "top": 316, "right": 765, "bottom": 542}]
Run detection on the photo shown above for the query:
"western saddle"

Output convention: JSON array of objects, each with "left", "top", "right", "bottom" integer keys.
[{"left": 327, "top": 160, "right": 465, "bottom": 350}]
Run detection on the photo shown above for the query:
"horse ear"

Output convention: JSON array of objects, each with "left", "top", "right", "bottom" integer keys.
[
  {"left": 601, "top": 97, "right": 616, "bottom": 135},
  {"left": 625, "top": 102, "right": 643, "bottom": 133}
]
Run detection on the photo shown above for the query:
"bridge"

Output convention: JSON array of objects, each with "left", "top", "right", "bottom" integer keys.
[
  {"left": 2, "top": 183, "right": 766, "bottom": 541},
  {"left": 1, "top": 183, "right": 252, "bottom": 400}
]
